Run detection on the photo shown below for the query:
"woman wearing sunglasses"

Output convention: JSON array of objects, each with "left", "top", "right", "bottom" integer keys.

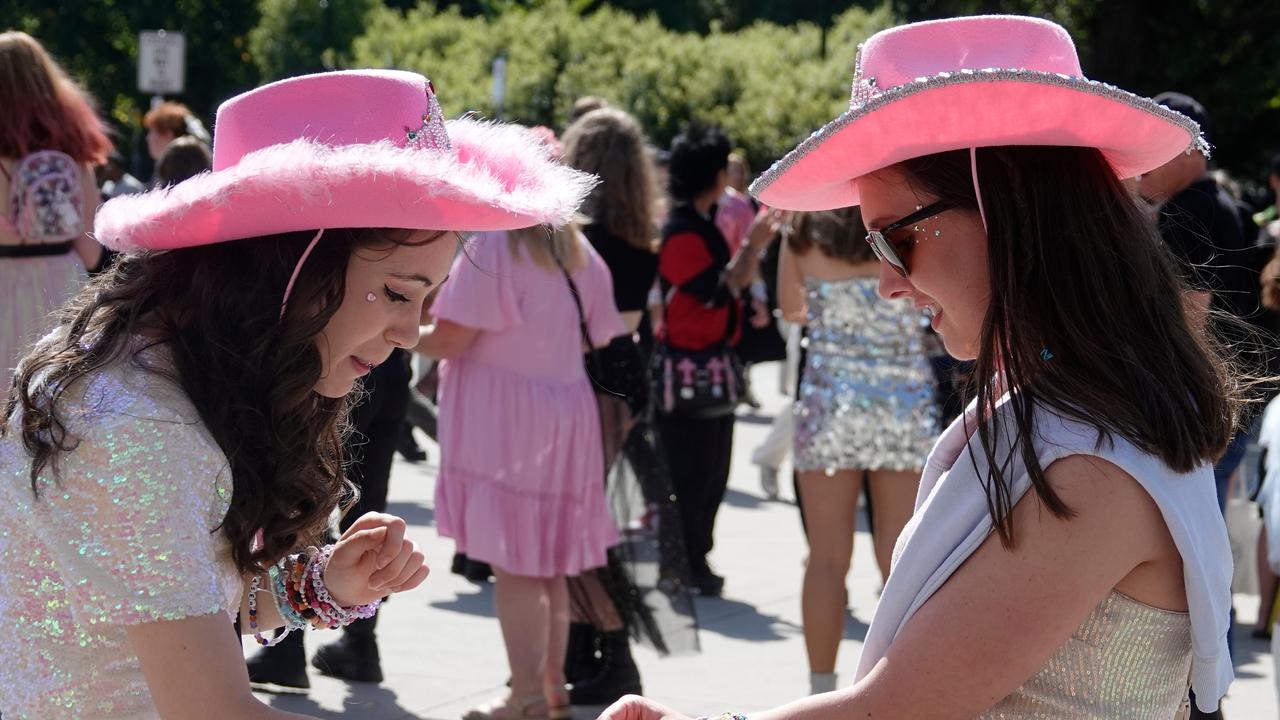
[{"left": 603, "top": 14, "right": 1237, "bottom": 719}]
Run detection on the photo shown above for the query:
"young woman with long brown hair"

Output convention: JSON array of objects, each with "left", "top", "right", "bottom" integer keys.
[
  {"left": 603, "top": 15, "right": 1237, "bottom": 718},
  {"left": 0, "top": 69, "right": 593, "bottom": 719}
]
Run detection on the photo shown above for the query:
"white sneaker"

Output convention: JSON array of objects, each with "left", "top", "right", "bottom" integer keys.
[{"left": 760, "top": 466, "right": 779, "bottom": 499}]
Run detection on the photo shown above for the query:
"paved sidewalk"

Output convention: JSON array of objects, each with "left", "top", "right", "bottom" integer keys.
[{"left": 249, "top": 365, "right": 1277, "bottom": 719}]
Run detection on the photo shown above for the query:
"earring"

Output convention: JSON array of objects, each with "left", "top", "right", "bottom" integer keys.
[{"left": 366, "top": 292, "right": 377, "bottom": 303}]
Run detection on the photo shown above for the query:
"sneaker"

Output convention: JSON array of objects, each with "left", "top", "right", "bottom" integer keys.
[
  {"left": 760, "top": 466, "right": 779, "bottom": 499},
  {"left": 246, "top": 632, "right": 310, "bottom": 694}
]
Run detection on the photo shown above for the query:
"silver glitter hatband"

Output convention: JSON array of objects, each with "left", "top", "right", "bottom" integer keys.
[{"left": 749, "top": 67, "right": 1211, "bottom": 201}]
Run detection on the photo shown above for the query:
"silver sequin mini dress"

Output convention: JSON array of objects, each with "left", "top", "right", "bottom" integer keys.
[{"left": 793, "top": 276, "right": 939, "bottom": 474}]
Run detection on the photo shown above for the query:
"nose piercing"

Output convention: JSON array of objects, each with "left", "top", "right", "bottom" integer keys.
[{"left": 366, "top": 292, "right": 377, "bottom": 302}]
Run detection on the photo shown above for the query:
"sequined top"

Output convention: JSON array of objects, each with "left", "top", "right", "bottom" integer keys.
[
  {"left": 977, "top": 590, "right": 1192, "bottom": 719},
  {"left": 0, "top": 348, "right": 239, "bottom": 719},
  {"left": 793, "top": 276, "right": 938, "bottom": 473}
]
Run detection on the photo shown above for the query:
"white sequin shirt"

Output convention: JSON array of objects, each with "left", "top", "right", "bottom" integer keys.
[{"left": 0, "top": 350, "right": 240, "bottom": 718}]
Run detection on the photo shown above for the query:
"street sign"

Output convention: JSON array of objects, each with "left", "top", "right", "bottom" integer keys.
[{"left": 138, "top": 30, "right": 186, "bottom": 95}]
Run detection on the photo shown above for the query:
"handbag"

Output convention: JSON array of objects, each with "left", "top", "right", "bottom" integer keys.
[
  {"left": 559, "top": 267, "right": 649, "bottom": 409},
  {"left": 651, "top": 298, "right": 744, "bottom": 419}
]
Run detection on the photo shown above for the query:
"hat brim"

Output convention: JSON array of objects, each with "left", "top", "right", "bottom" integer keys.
[
  {"left": 95, "top": 118, "right": 596, "bottom": 251},
  {"left": 750, "top": 70, "right": 1206, "bottom": 211}
]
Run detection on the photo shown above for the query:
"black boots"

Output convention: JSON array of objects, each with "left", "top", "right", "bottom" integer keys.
[
  {"left": 246, "top": 615, "right": 384, "bottom": 691},
  {"left": 567, "top": 629, "right": 643, "bottom": 706},
  {"left": 246, "top": 630, "right": 310, "bottom": 694},
  {"left": 312, "top": 616, "right": 384, "bottom": 683}
]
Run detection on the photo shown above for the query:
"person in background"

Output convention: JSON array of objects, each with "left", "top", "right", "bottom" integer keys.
[
  {"left": 417, "top": 223, "right": 626, "bottom": 720},
  {"left": 0, "top": 30, "right": 108, "bottom": 391},
  {"left": 97, "top": 148, "right": 145, "bottom": 199},
  {"left": 570, "top": 96, "right": 611, "bottom": 125},
  {"left": 777, "top": 207, "right": 938, "bottom": 694},
  {"left": 143, "top": 100, "right": 210, "bottom": 164},
  {"left": 153, "top": 134, "right": 212, "bottom": 187},
  {"left": 654, "top": 124, "right": 782, "bottom": 597}
]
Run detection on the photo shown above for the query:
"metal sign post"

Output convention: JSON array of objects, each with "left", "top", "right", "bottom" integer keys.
[
  {"left": 138, "top": 30, "right": 186, "bottom": 105},
  {"left": 491, "top": 55, "right": 507, "bottom": 120}
]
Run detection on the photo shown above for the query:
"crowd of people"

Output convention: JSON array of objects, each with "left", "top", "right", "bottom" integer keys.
[{"left": 4, "top": 12, "right": 1280, "bottom": 720}]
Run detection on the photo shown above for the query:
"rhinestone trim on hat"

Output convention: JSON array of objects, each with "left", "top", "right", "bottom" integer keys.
[
  {"left": 404, "top": 79, "right": 452, "bottom": 153},
  {"left": 750, "top": 64, "right": 1211, "bottom": 199}
]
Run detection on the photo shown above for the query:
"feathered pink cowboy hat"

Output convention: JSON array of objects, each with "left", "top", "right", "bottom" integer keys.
[
  {"left": 750, "top": 15, "right": 1208, "bottom": 210},
  {"left": 95, "top": 69, "right": 595, "bottom": 250}
]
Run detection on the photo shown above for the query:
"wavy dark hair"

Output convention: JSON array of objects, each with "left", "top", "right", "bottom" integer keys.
[
  {"left": 898, "top": 146, "right": 1245, "bottom": 547},
  {"left": 2, "top": 227, "right": 438, "bottom": 573}
]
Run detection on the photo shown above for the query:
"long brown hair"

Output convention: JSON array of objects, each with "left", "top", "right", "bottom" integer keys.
[
  {"left": 3, "top": 228, "right": 438, "bottom": 573},
  {"left": 899, "top": 146, "right": 1242, "bottom": 547},
  {"left": 0, "top": 31, "right": 111, "bottom": 164},
  {"left": 561, "top": 108, "right": 659, "bottom": 251}
]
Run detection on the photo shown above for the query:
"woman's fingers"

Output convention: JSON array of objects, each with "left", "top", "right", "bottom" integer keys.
[
  {"left": 338, "top": 512, "right": 408, "bottom": 570},
  {"left": 369, "top": 539, "right": 417, "bottom": 588},
  {"left": 387, "top": 563, "right": 431, "bottom": 594}
]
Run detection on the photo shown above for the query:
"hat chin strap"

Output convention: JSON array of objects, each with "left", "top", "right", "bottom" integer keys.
[
  {"left": 280, "top": 228, "right": 326, "bottom": 321},
  {"left": 970, "top": 147, "right": 988, "bottom": 233}
]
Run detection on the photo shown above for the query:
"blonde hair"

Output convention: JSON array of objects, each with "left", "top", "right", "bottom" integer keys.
[
  {"left": 560, "top": 108, "right": 659, "bottom": 252},
  {"left": 507, "top": 223, "right": 586, "bottom": 273}
]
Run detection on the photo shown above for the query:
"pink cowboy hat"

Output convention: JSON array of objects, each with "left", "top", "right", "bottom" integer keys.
[
  {"left": 749, "top": 15, "right": 1208, "bottom": 210},
  {"left": 95, "top": 70, "right": 596, "bottom": 250}
]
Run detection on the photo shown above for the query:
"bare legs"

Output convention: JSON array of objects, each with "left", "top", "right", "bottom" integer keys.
[
  {"left": 491, "top": 568, "right": 571, "bottom": 712},
  {"left": 798, "top": 468, "right": 921, "bottom": 686},
  {"left": 866, "top": 470, "right": 922, "bottom": 580},
  {"left": 798, "top": 469, "right": 861, "bottom": 677}
]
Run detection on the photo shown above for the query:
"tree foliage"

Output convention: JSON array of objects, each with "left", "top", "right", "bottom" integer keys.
[
  {"left": 351, "top": 0, "right": 897, "bottom": 171},
  {"left": 251, "top": 0, "right": 378, "bottom": 80},
  {"left": 1, "top": 0, "right": 261, "bottom": 131}
]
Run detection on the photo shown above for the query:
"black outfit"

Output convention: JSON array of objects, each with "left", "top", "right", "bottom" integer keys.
[
  {"left": 652, "top": 204, "right": 740, "bottom": 588},
  {"left": 563, "top": 219, "right": 698, "bottom": 704},
  {"left": 1158, "top": 177, "right": 1252, "bottom": 318},
  {"left": 582, "top": 221, "right": 660, "bottom": 313}
]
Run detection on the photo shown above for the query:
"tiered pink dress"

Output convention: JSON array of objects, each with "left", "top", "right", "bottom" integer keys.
[{"left": 433, "top": 231, "right": 626, "bottom": 578}]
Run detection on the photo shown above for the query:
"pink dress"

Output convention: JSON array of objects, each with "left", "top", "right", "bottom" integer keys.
[{"left": 433, "top": 231, "right": 626, "bottom": 578}]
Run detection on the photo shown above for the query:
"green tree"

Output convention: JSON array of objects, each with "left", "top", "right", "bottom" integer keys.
[
  {"left": 351, "top": 0, "right": 896, "bottom": 170},
  {"left": 2, "top": 0, "right": 261, "bottom": 135},
  {"left": 250, "top": 0, "right": 378, "bottom": 80}
]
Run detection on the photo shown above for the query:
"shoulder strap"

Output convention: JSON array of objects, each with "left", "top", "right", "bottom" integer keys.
[{"left": 560, "top": 264, "right": 593, "bottom": 351}]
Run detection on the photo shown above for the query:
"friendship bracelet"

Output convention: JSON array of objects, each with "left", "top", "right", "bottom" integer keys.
[
  {"left": 698, "top": 714, "right": 747, "bottom": 720},
  {"left": 248, "top": 574, "right": 295, "bottom": 646}
]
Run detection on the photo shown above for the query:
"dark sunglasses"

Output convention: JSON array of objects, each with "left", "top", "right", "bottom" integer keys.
[{"left": 865, "top": 199, "right": 955, "bottom": 277}]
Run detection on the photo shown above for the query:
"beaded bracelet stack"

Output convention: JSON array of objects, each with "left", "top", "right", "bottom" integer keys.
[{"left": 248, "top": 544, "right": 382, "bottom": 646}]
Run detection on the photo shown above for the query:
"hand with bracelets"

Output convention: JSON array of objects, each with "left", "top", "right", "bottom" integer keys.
[{"left": 250, "top": 512, "right": 429, "bottom": 645}]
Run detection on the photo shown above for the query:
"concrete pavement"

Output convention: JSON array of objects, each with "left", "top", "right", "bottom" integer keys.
[{"left": 248, "top": 364, "right": 1277, "bottom": 718}]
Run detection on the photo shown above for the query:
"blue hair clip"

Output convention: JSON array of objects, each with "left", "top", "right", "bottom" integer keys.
[{"left": 1040, "top": 347, "right": 1055, "bottom": 361}]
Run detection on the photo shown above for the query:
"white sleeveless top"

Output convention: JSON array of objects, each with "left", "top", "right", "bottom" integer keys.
[{"left": 854, "top": 395, "right": 1234, "bottom": 715}]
